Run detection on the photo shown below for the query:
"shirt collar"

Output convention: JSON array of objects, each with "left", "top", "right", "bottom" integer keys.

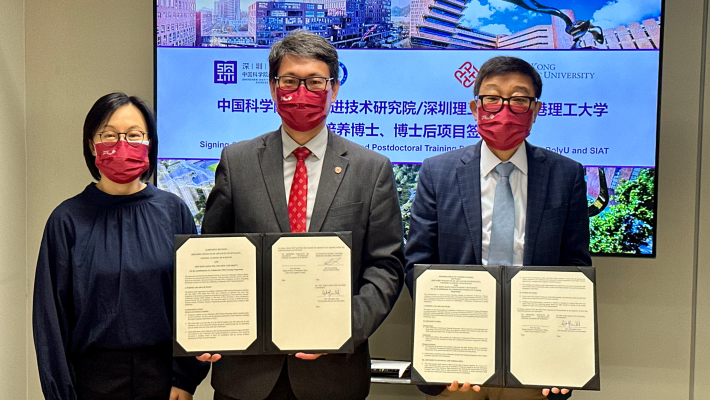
[
  {"left": 480, "top": 140, "right": 528, "bottom": 177},
  {"left": 281, "top": 125, "right": 328, "bottom": 160}
]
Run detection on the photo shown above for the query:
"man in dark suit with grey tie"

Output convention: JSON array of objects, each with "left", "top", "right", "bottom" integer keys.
[
  {"left": 198, "top": 30, "right": 405, "bottom": 400},
  {"left": 404, "top": 56, "right": 592, "bottom": 400}
]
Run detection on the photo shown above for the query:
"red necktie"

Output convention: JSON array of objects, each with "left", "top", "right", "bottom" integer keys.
[{"left": 288, "top": 147, "right": 311, "bottom": 232}]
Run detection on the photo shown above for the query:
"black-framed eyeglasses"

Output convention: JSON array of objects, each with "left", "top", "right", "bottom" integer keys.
[
  {"left": 474, "top": 95, "right": 538, "bottom": 114},
  {"left": 95, "top": 131, "right": 147, "bottom": 147},
  {"left": 274, "top": 76, "right": 334, "bottom": 92}
]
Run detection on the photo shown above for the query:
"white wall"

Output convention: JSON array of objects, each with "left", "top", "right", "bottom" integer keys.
[
  {"left": 10, "top": 0, "right": 710, "bottom": 399},
  {"left": 0, "top": 0, "right": 27, "bottom": 399}
]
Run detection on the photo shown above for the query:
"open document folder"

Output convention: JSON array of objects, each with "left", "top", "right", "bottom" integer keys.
[
  {"left": 173, "top": 232, "right": 354, "bottom": 356},
  {"left": 410, "top": 264, "right": 599, "bottom": 390}
]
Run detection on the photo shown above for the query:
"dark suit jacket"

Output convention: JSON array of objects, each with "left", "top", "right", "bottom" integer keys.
[
  {"left": 404, "top": 140, "right": 592, "bottom": 395},
  {"left": 202, "top": 128, "right": 405, "bottom": 400},
  {"left": 404, "top": 141, "right": 591, "bottom": 396}
]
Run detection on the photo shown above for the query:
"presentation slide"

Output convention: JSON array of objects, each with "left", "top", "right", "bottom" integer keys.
[{"left": 156, "top": 0, "right": 662, "bottom": 255}]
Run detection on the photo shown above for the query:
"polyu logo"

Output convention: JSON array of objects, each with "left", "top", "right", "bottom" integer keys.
[
  {"left": 481, "top": 114, "right": 495, "bottom": 120},
  {"left": 102, "top": 149, "right": 116, "bottom": 155},
  {"left": 455, "top": 61, "right": 478, "bottom": 88},
  {"left": 280, "top": 95, "right": 293, "bottom": 101}
]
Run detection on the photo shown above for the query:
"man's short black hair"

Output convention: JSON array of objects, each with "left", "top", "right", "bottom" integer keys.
[
  {"left": 268, "top": 30, "right": 339, "bottom": 82},
  {"left": 82, "top": 93, "right": 158, "bottom": 181},
  {"left": 473, "top": 56, "right": 543, "bottom": 98}
]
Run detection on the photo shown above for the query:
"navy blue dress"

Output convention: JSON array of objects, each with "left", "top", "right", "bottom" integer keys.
[{"left": 33, "top": 183, "right": 209, "bottom": 399}]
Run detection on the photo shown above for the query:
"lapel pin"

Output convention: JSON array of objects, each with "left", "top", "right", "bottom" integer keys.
[{"left": 334, "top": 166, "right": 342, "bottom": 174}]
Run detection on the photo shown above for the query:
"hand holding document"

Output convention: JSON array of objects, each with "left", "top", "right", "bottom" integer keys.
[
  {"left": 542, "top": 388, "right": 570, "bottom": 396},
  {"left": 447, "top": 382, "right": 481, "bottom": 392},
  {"left": 196, "top": 353, "right": 221, "bottom": 362},
  {"left": 294, "top": 353, "right": 325, "bottom": 360}
]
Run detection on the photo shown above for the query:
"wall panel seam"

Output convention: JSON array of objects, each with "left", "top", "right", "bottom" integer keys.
[
  {"left": 22, "top": 0, "right": 29, "bottom": 398},
  {"left": 690, "top": 0, "right": 710, "bottom": 399}
]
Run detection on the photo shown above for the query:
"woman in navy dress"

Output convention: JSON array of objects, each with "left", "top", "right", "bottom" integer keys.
[{"left": 33, "top": 93, "right": 209, "bottom": 400}]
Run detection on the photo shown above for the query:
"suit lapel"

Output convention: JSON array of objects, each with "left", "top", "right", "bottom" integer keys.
[
  {"left": 456, "top": 142, "right": 483, "bottom": 265},
  {"left": 308, "top": 129, "right": 348, "bottom": 232},
  {"left": 257, "top": 130, "right": 291, "bottom": 232},
  {"left": 523, "top": 142, "right": 549, "bottom": 265},
  {"left": 309, "top": 130, "right": 348, "bottom": 232}
]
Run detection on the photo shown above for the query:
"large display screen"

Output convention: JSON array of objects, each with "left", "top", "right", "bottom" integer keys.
[{"left": 155, "top": 0, "right": 662, "bottom": 256}]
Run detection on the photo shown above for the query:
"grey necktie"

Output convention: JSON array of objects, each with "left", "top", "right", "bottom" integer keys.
[{"left": 488, "top": 162, "right": 516, "bottom": 266}]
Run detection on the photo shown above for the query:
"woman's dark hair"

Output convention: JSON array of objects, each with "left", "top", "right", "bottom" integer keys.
[
  {"left": 83, "top": 93, "right": 158, "bottom": 181},
  {"left": 473, "top": 56, "right": 543, "bottom": 98}
]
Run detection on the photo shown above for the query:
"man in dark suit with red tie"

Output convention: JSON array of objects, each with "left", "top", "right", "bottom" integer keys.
[
  {"left": 198, "top": 30, "right": 405, "bottom": 400},
  {"left": 405, "top": 56, "right": 592, "bottom": 400}
]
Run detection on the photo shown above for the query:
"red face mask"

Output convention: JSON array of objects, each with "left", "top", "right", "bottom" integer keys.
[
  {"left": 476, "top": 104, "right": 534, "bottom": 151},
  {"left": 276, "top": 86, "right": 329, "bottom": 132},
  {"left": 94, "top": 141, "right": 150, "bottom": 184}
]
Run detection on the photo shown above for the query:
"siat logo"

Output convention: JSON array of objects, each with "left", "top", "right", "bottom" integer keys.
[
  {"left": 338, "top": 61, "right": 348, "bottom": 86},
  {"left": 455, "top": 61, "right": 479, "bottom": 88},
  {"left": 214, "top": 61, "right": 238, "bottom": 84}
]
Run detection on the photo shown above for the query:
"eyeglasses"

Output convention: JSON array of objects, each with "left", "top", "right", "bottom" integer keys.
[
  {"left": 274, "top": 76, "right": 334, "bottom": 92},
  {"left": 95, "top": 131, "right": 147, "bottom": 147},
  {"left": 474, "top": 95, "right": 538, "bottom": 114}
]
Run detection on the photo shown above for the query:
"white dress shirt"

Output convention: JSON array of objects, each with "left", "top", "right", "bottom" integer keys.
[
  {"left": 480, "top": 141, "right": 528, "bottom": 266},
  {"left": 282, "top": 126, "right": 328, "bottom": 231}
]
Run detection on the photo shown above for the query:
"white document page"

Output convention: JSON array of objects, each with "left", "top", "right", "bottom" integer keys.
[
  {"left": 412, "top": 269, "right": 498, "bottom": 384},
  {"left": 175, "top": 236, "right": 258, "bottom": 352},
  {"left": 510, "top": 270, "right": 596, "bottom": 387},
  {"left": 271, "top": 236, "right": 352, "bottom": 351}
]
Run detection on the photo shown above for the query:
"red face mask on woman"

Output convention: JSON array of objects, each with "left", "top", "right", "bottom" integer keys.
[
  {"left": 476, "top": 105, "right": 534, "bottom": 151},
  {"left": 276, "top": 86, "right": 329, "bottom": 132},
  {"left": 94, "top": 141, "right": 150, "bottom": 184}
]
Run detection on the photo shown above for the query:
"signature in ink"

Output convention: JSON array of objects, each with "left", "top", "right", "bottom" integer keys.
[
  {"left": 323, "top": 257, "right": 341, "bottom": 266},
  {"left": 561, "top": 320, "right": 581, "bottom": 331}
]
